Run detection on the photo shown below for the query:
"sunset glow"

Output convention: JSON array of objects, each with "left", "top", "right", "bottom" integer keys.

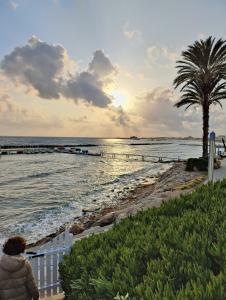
[
  {"left": 111, "top": 91, "right": 127, "bottom": 108},
  {"left": 0, "top": 0, "right": 226, "bottom": 137}
]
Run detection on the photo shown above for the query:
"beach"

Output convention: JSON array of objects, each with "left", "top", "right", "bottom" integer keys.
[{"left": 28, "top": 161, "right": 206, "bottom": 249}]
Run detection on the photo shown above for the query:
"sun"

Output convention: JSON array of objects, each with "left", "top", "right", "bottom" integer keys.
[{"left": 111, "top": 91, "right": 126, "bottom": 107}]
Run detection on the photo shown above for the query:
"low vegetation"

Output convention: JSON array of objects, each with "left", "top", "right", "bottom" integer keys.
[
  {"left": 60, "top": 181, "right": 226, "bottom": 300},
  {"left": 185, "top": 157, "right": 208, "bottom": 171},
  {"left": 176, "top": 175, "right": 206, "bottom": 190}
]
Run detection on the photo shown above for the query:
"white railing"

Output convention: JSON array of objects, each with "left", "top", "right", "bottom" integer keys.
[
  {"left": 208, "top": 131, "right": 216, "bottom": 182},
  {"left": 27, "top": 247, "right": 70, "bottom": 298},
  {"left": 26, "top": 230, "right": 73, "bottom": 298}
]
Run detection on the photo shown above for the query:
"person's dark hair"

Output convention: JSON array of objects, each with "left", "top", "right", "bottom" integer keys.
[{"left": 3, "top": 236, "right": 26, "bottom": 255}]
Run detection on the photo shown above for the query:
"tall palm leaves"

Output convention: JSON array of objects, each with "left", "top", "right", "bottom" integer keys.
[{"left": 174, "top": 37, "right": 226, "bottom": 157}]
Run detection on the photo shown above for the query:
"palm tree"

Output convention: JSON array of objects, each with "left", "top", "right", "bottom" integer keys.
[{"left": 174, "top": 36, "right": 226, "bottom": 158}]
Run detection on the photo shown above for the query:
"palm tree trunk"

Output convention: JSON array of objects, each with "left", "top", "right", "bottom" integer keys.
[{"left": 202, "top": 103, "right": 209, "bottom": 158}]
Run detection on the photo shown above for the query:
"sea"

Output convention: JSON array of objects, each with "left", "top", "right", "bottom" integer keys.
[{"left": 0, "top": 137, "right": 202, "bottom": 244}]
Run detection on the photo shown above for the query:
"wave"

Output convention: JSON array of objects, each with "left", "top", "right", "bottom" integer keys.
[
  {"left": 100, "top": 164, "right": 161, "bottom": 187},
  {"left": 0, "top": 166, "right": 76, "bottom": 186}
]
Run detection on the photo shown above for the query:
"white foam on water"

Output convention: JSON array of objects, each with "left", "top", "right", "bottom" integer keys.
[{"left": 0, "top": 137, "right": 202, "bottom": 244}]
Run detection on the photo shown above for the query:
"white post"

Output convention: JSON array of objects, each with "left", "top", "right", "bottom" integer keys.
[{"left": 208, "top": 131, "right": 216, "bottom": 182}]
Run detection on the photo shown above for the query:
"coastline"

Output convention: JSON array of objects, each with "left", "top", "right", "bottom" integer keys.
[{"left": 28, "top": 162, "right": 206, "bottom": 249}]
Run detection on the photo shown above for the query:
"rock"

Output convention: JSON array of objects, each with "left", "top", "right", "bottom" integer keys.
[
  {"left": 69, "top": 223, "right": 85, "bottom": 235},
  {"left": 82, "top": 205, "right": 100, "bottom": 213},
  {"left": 83, "top": 220, "right": 96, "bottom": 229},
  {"left": 93, "top": 212, "right": 116, "bottom": 227},
  {"left": 214, "top": 160, "right": 221, "bottom": 169}
]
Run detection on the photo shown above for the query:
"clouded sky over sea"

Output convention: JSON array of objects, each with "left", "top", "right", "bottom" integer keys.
[{"left": 1, "top": 0, "right": 226, "bottom": 137}]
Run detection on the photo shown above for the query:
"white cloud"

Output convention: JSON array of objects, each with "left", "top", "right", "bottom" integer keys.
[
  {"left": 147, "top": 46, "right": 179, "bottom": 65},
  {"left": 197, "top": 32, "right": 207, "bottom": 40},
  {"left": 69, "top": 115, "right": 87, "bottom": 123},
  {"left": 9, "top": 1, "right": 18, "bottom": 10},
  {"left": 130, "top": 87, "right": 226, "bottom": 137},
  {"left": 0, "top": 95, "right": 63, "bottom": 129},
  {"left": 123, "top": 22, "right": 142, "bottom": 40},
  {"left": 132, "top": 88, "right": 202, "bottom": 136}
]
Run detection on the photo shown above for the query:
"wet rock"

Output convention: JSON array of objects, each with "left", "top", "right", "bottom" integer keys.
[
  {"left": 82, "top": 205, "right": 100, "bottom": 213},
  {"left": 82, "top": 214, "right": 98, "bottom": 229},
  {"left": 93, "top": 212, "right": 116, "bottom": 227},
  {"left": 83, "top": 220, "right": 96, "bottom": 229},
  {"left": 69, "top": 223, "right": 85, "bottom": 235},
  {"left": 27, "top": 226, "right": 65, "bottom": 248}
]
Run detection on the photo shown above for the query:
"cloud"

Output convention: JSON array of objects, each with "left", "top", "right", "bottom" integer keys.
[
  {"left": 0, "top": 94, "right": 13, "bottom": 113},
  {"left": 197, "top": 32, "right": 207, "bottom": 40},
  {"left": 63, "top": 49, "right": 117, "bottom": 107},
  {"left": 1, "top": 36, "right": 67, "bottom": 99},
  {"left": 0, "top": 95, "right": 64, "bottom": 130},
  {"left": 9, "top": 1, "right": 18, "bottom": 10},
  {"left": 123, "top": 22, "right": 142, "bottom": 40},
  {"left": 132, "top": 87, "right": 226, "bottom": 137},
  {"left": 147, "top": 46, "right": 178, "bottom": 65},
  {"left": 88, "top": 50, "right": 117, "bottom": 78},
  {"left": 1, "top": 37, "right": 116, "bottom": 108},
  {"left": 133, "top": 88, "right": 201, "bottom": 136},
  {"left": 109, "top": 106, "right": 131, "bottom": 127},
  {"left": 63, "top": 72, "right": 112, "bottom": 107},
  {"left": 69, "top": 115, "right": 87, "bottom": 123}
]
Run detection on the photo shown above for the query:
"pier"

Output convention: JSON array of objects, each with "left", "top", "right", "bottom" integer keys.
[
  {"left": 0, "top": 145, "right": 182, "bottom": 163},
  {"left": 99, "top": 152, "right": 182, "bottom": 162}
]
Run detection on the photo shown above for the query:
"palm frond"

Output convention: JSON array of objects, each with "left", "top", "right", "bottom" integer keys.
[{"left": 174, "top": 36, "right": 226, "bottom": 111}]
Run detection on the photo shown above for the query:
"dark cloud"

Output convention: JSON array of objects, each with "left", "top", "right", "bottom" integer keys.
[
  {"left": 1, "top": 36, "right": 65, "bottom": 99},
  {"left": 88, "top": 50, "right": 117, "bottom": 78},
  {"left": 1, "top": 38, "right": 116, "bottom": 108},
  {"left": 63, "top": 72, "right": 112, "bottom": 107},
  {"left": 110, "top": 106, "right": 131, "bottom": 127}
]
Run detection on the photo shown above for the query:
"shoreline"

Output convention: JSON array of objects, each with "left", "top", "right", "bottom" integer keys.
[{"left": 28, "top": 162, "right": 206, "bottom": 249}]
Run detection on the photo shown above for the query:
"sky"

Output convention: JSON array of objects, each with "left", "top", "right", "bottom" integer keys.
[{"left": 1, "top": 0, "right": 226, "bottom": 137}]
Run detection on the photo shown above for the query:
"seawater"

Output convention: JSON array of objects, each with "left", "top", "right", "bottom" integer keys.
[{"left": 0, "top": 137, "right": 202, "bottom": 243}]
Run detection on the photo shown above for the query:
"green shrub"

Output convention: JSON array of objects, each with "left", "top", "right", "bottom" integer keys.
[
  {"left": 186, "top": 157, "right": 195, "bottom": 171},
  {"left": 186, "top": 157, "right": 208, "bottom": 171},
  {"left": 59, "top": 181, "right": 226, "bottom": 300}
]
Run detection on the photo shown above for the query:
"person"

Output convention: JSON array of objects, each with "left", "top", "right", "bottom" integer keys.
[{"left": 0, "top": 236, "right": 39, "bottom": 300}]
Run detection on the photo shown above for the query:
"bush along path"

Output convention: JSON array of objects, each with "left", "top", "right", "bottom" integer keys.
[{"left": 59, "top": 180, "right": 226, "bottom": 300}]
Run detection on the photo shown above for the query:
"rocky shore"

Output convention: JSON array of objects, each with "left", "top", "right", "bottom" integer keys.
[{"left": 28, "top": 162, "right": 206, "bottom": 249}]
